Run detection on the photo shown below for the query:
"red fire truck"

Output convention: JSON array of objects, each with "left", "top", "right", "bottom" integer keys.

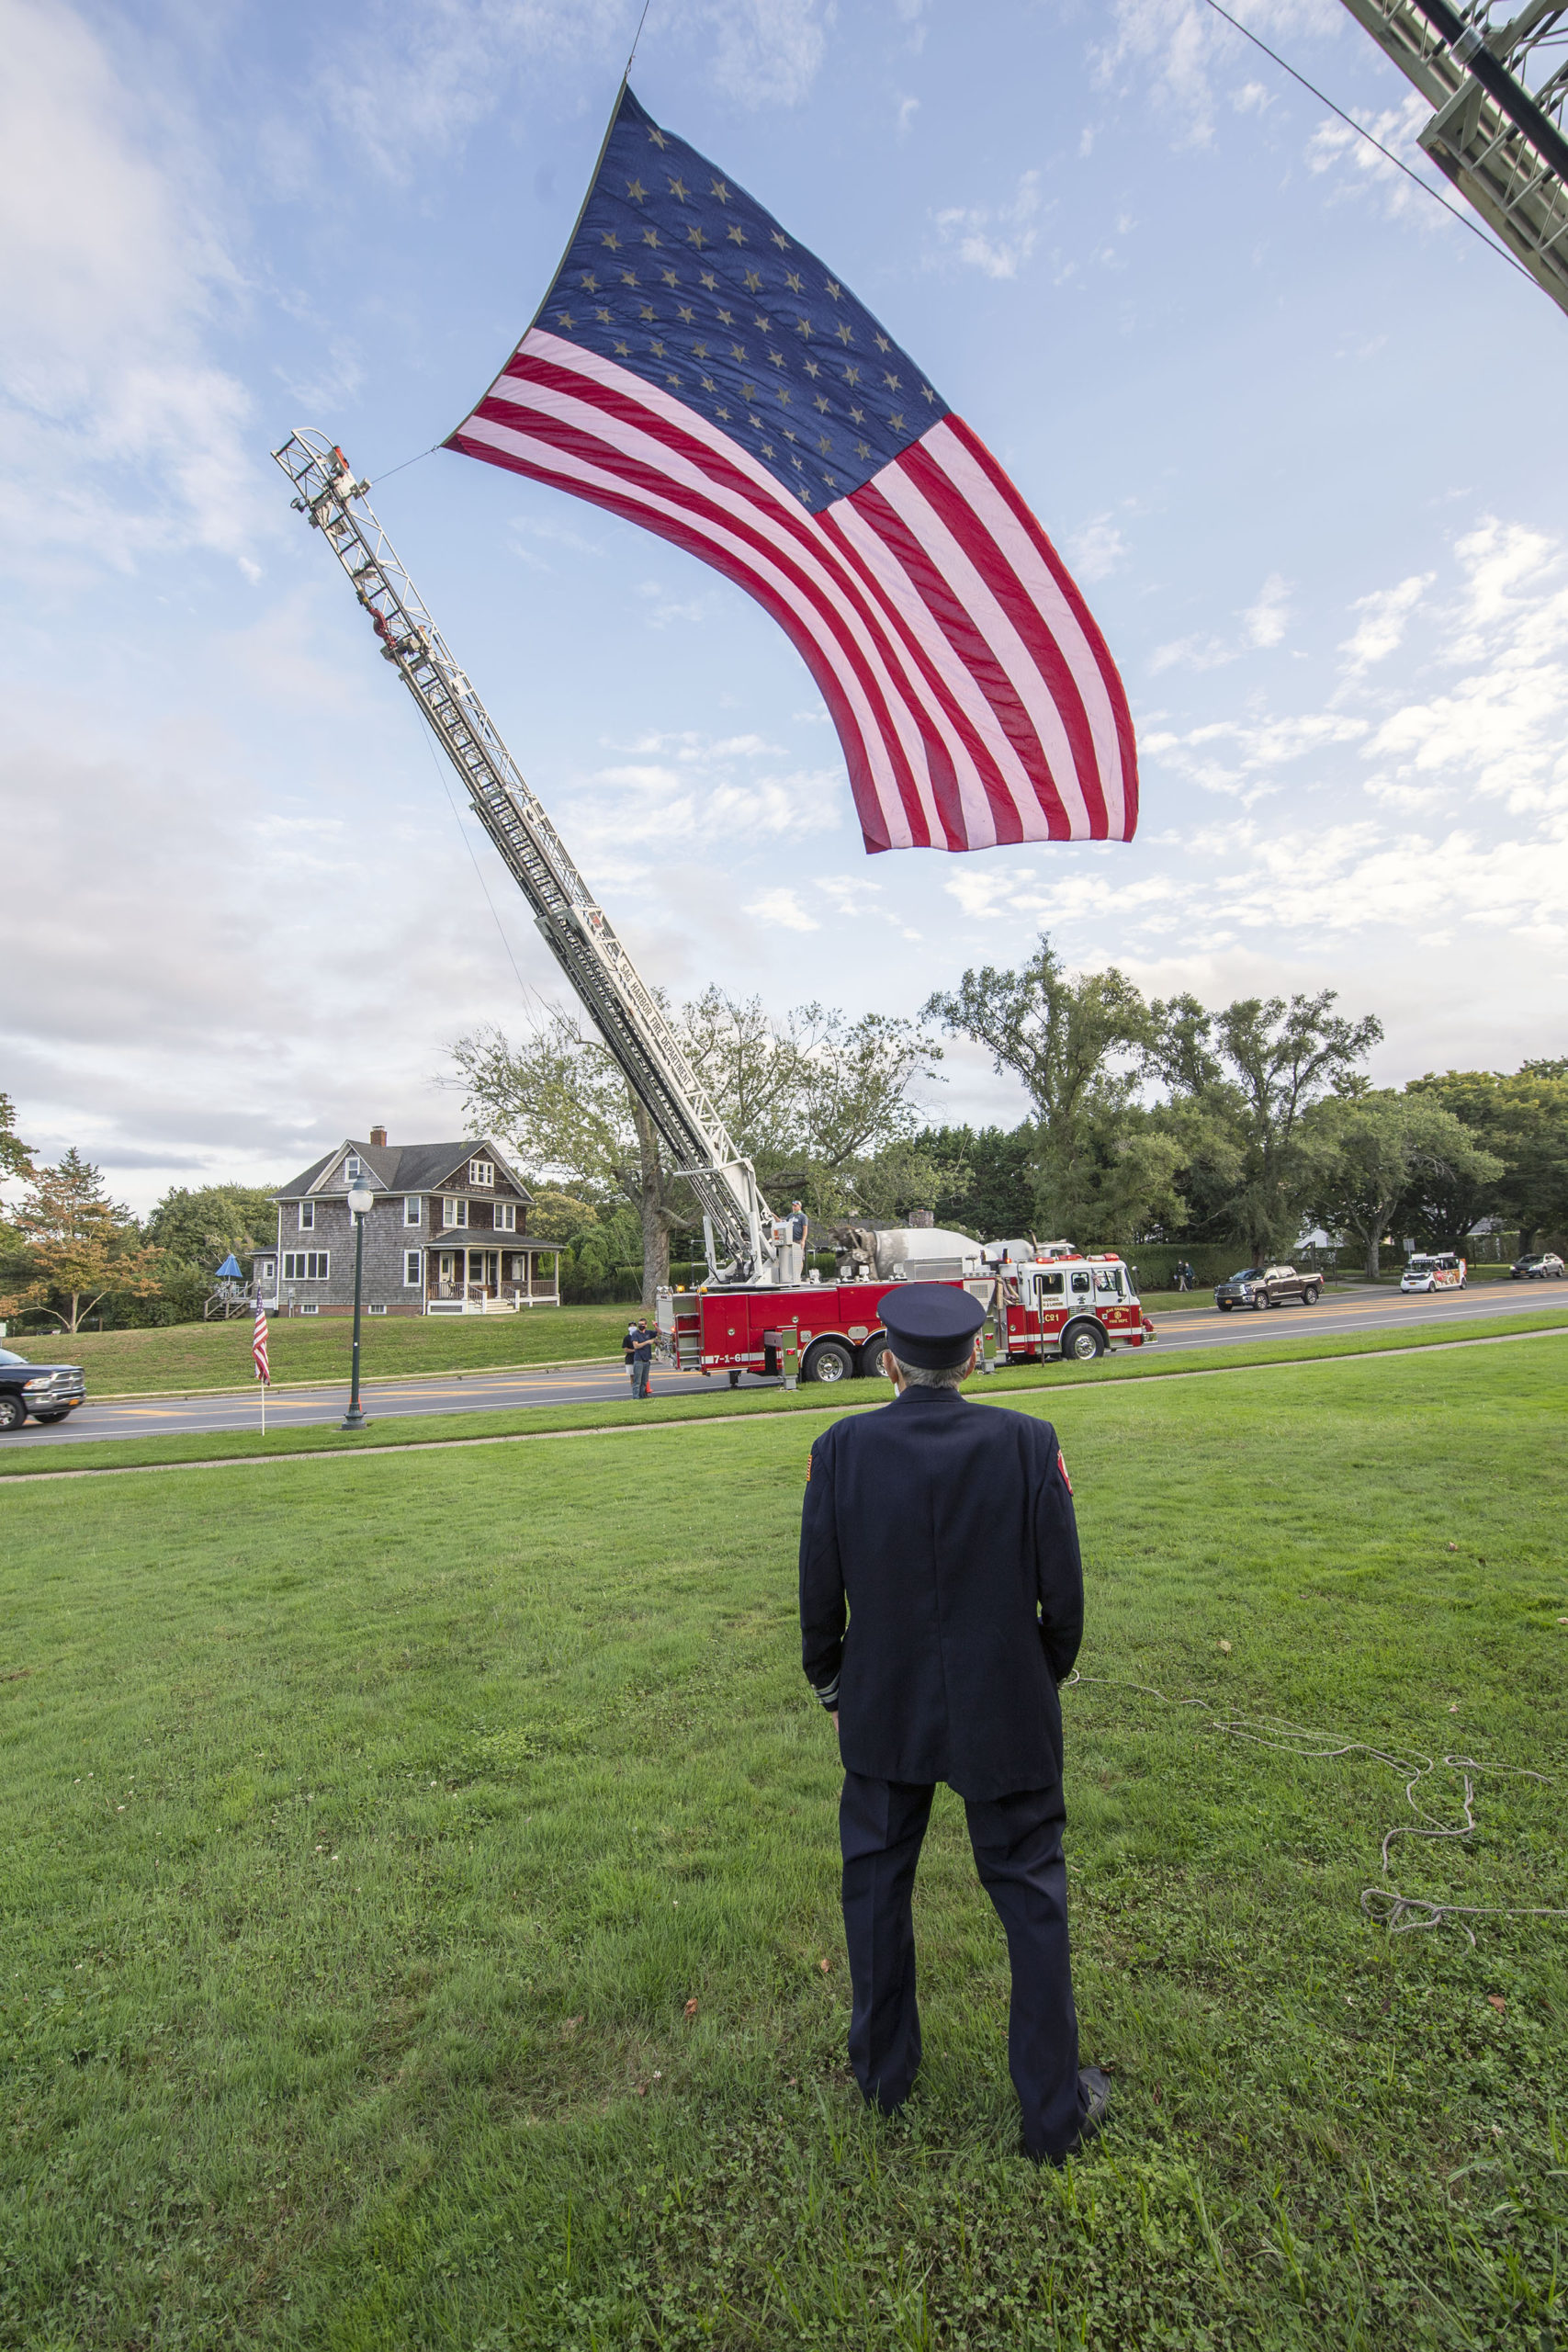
[
  {"left": 659, "top": 1238, "right": 1154, "bottom": 1386},
  {"left": 278, "top": 430, "right": 1153, "bottom": 1383}
]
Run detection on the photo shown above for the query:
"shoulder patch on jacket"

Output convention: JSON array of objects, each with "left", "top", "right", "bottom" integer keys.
[{"left": 1057, "top": 1447, "right": 1072, "bottom": 1494}]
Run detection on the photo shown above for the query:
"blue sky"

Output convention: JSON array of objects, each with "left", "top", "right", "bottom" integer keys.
[{"left": 4, "top": 0, "right": 1565, "bottom": 1209}]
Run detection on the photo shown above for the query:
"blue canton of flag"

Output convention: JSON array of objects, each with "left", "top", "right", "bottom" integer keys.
[
  {"left": 532, "top": 87, "right": 947, "bottom": 516},
  {"left": 447, "top": 86, "right": 1136, "bottom": 855}
]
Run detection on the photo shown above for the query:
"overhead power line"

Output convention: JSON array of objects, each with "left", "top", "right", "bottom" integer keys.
[{"left": 1202, "top": 0, "right": 1540, "bottom": 286}]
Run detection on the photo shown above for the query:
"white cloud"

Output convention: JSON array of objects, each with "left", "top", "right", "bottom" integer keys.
[
  {"left": 930, "top": 171, "right": 1044, "bottom": 280},
  {"left": 0, "top": 0, "right": 262, "bottom": 576},
  {"left": 944, "top": 870, "right": 1015, "bottom": 920},
  {"left": 1305, "top": 89, "right": 1437, "bottom": 222},
  {"left": 1242, "top": 572, "right": 1291, "bottom": 650},
  {"left": 700, "top": 0, "right": 828, "bottom": 107},
  {"left": 896, "top": 93, "right": 920, "bottom": 137},
  {"left": 1141, "top": 711, "right": 1368, "bottom": 803},
  {"left": 1340, "top": 573, "right": 1433, "bottom": 673},
  {"left": 564, "top": 735, "right": 846, "bottom": 850},
  {"left": 1066, "top": 515, "right": 1126, "bottom": 582},
  {"left": 1356, "top": 519, "right": 1568, "bottom": 818},
  {"left": 744, "top": 887, "right": 819, "bottom": 931},
  {"left": 1091, "top": 0, "right": 1344, "bottom": 151},
  {"left": 320, "top": 0, "right": 827, "bottom": 176},
  {"left": 1152, "top": 571, "right": 1293, "bottom": 672},
  {"left": 634, "top": 578, "right": 711, "bottom": 629}
]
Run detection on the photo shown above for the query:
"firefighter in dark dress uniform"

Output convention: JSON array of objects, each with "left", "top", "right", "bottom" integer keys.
[{"left": 798, "top": 1282, "right": 1110, "bottom": 2162}]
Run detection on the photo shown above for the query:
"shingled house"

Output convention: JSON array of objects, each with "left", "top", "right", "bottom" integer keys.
[{"left": 257, "top": 1128, "right": 561, "bottom": 1317}]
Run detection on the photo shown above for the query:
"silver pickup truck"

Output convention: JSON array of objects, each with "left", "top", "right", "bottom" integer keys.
[{"left": 1213, "top": 1264, "right": 1323, "bottom": 1311}]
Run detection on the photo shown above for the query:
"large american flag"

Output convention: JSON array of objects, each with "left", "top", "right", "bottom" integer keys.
[
  {"left": 252, "top": 1295, "right": 270, "bottom": 1385},
  {"left": 446, "top": 87, "right": 1136, "bottom": 855}
]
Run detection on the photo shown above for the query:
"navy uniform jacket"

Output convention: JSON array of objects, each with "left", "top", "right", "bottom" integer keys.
[{"left": 798, "top": 1385, "right": 1084, "bottom": 1801}]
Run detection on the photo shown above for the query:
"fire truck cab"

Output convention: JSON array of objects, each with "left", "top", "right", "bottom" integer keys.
[{"left": 988, "top": 1244, "right": 1153, "bottom": 1365}]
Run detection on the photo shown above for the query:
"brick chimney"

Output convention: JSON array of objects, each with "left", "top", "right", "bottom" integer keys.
[{"left": 369, "top": 1124, "right": 388, "bottom": 1148}]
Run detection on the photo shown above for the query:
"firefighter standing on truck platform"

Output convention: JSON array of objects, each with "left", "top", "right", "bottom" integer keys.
[{"left": 798, "top": 1282, "right": 1110, "bottom": 2163}]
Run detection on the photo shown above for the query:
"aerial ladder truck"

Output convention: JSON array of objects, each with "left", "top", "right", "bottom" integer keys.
[
  {"left": 273, "top": 429, "right": 1154, "bottom": 1381},
  {"left": 1337, "top": 0, "right": 1568, "bottom": 314}
]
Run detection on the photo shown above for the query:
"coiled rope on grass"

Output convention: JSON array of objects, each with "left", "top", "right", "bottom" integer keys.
[{"left": 1063, "top": 1672, "right": 1568, "bottom": 1946}]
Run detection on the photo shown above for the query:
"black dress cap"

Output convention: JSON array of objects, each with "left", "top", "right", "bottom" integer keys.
[{"left": 879, "top": 1282, "right": 986, "bottom": 1370}]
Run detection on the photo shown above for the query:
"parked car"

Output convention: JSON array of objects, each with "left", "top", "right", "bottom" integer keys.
[
  {"left": 1510, "top": 1252, "right": 1565, "bottom": 1280},
  {"left": 1213, "top": 1264, "right": 1322, "bottom": 1311},
  {"left": 1400, "top": 1253, "right": 1468, "bottom": 1294},
  {"left": 0, "top": 1345, "right": 86, "bottom": 1430}
]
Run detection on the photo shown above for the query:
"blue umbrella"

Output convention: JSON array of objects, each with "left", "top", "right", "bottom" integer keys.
[{"left": 215, "top": 1253, "right": 244, "bottom": 1281}]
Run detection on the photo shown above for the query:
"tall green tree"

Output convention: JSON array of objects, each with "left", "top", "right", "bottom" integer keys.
[
  {"left": 5, "top": 1151, "right": 164, "bottom": 1333},
  {"left": 452, "top": 989, "right": 942, "bottom": 1303},
  {"left": 917, "top": 1123, "right": 1036, "bottom": 1240},
  {"left": 0, "top": 1093, "right": 33, "bottom": 1191},
  {"left": 1404, "top": 1068, "right": 1568, "bottom": 1251},
  {"left": 0, "top": 1094, "right": 36, "bottom": 1291},
  {"left": 1303, "top": 1091, "right": 1504, "bottom": 1279},
  {"left": 923, "top": 936, "right": 1152, "bottom": 1238},
  {"left": 143, "top": 1183, "right": 280, "bottom": 1274},
  {"left": 1149, "top": 990, "right": 1383, "bottom": 1260}
]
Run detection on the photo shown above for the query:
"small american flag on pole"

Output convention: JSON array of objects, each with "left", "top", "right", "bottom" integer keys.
[
  {"left": 446, "top": 86, "right": 1136, "bottom": 856},
  {"left": 253, "top": 1295, "right": 270, "bottom": 1385}
]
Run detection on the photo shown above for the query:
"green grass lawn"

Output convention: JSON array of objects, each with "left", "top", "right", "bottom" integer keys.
[
  {"left": 1, "top": 1304, "right": 641, "bottom": 1393},
  {"left": 3, "top": 1345, "right": 1566, "bottom": 2348}
]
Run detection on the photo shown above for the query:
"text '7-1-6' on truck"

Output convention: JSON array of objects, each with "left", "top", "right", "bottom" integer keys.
[{"left": 657, "top": 1229, "right": 1156, "bottom": 1386}]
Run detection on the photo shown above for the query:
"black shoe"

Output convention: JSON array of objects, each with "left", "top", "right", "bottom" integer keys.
[
  {"left": 1030, "top": 2066, "right": 1111, "bottom": 2165},
  {"left": 1075, "top": 2064, "right": 1111, "bottom": 2146}
]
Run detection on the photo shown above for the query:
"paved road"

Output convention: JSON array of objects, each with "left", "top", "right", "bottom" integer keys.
[{"left": 2, "top": 1283, "right": 1559, "bottom": 1453}]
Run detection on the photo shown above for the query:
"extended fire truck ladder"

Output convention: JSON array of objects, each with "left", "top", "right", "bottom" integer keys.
[
  {"left": 272, "top": 427, "right": 775, "bottom": 1283},
  {"left": 1338, "top": 0, "right": 1568, "bottom": 314}
]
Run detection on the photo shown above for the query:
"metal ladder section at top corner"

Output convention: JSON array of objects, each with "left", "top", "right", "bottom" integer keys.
[
  {"left": 1338, "top": 0, "right": 1568, "bottom": 314},
  {"left": 271, "top": 427, "right": 772, "bottom": 1279}
]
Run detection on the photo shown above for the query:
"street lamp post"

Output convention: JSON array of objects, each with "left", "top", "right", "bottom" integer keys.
[{"left": 342, "top": 1174, "right": 375, "bottom": 1430}]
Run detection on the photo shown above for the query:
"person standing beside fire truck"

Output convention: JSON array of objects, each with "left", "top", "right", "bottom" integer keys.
[{"left": 798, "top": 1283, "right": 1110, "bottom": 2163}]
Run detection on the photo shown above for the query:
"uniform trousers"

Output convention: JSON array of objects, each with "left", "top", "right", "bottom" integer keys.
[{"left": 840, "top": 1770, "right": 1082, "bottom": 2160}]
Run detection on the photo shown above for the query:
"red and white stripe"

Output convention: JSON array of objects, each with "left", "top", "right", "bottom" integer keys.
[
  {"left": 447, "top": 332, "right": 1137, "bottom": 854},
  {"left": 253, "top": 1298, "right": 270, "bottom": 1385}
]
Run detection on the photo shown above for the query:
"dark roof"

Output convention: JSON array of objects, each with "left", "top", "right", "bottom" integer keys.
[{"left": 274, "top": 1138, "right": 530, "bottom": 1202}]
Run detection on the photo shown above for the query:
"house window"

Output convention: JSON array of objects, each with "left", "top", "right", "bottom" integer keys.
[
  {"left": 344, "top": 1154, "right": 363, "bottom": 1181},
  {"left": 468, "top": 1158, "right": 494, "bottom": 1187},
  {"left": 299, "top": 1200, "right": 315, "bottom": 1231},
  {"left": 404, "top": 1250, "right": 423, "bottom": 1287},
  {"left": 442, "top": 1197, "right": 468, "bottom": 1228},
  {"left": 368, "top": 1304, "right": 387, "bottom": 1316},
  {"left": 296, "top": 1303, "right": 319, "bottom": 1315},
  {"left": 283, "top": 1251, "right": 330, "bottom": 1281},
  {"left": 495, "top": 1201, "right": 516, "bottom": 1232},
  {"left": 404, "top": 1196, "right": 422, "bottom": 1226},
  {"left": 258, "top": 1260, "right": 276, "bottom": 1284}
]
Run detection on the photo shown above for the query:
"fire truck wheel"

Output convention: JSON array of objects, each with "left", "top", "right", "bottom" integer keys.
[
  {"left": 1064, "top": 1320, "right": 1106, "bottom": 1363},
  {"left": 804, "top": 1337, "right": 855, "bottom": 1385},
  {"left": 858, "top": 1336, "right": 893, "bottom": 1380}
]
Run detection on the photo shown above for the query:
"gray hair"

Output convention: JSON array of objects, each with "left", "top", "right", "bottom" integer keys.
[{"left": 888, "top": 1351, "right": 970, "bottom": 1391}]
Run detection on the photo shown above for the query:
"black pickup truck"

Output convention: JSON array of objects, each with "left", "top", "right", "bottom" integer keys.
[
  {"left": 0, "top": 1344, "right": 86, "bottom": 1430},
  {"left": 1213, "top": 1264, "right": 1322, "bottom": 1311}
]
